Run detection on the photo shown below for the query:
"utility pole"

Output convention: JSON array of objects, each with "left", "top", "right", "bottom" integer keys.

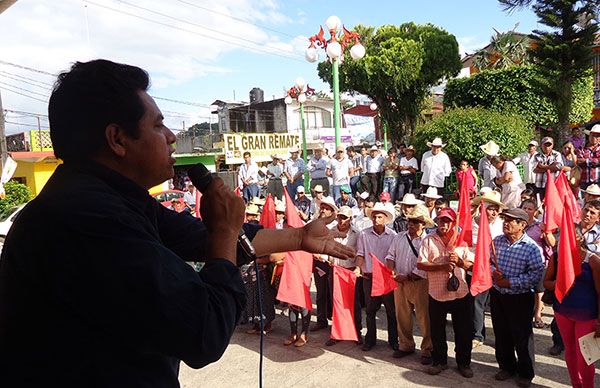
[{"left": 0, "top": 91, "right": 7, "bottom": 166}]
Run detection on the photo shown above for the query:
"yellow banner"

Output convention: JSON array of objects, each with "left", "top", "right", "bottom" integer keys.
[{"left": 224, "top": 133, "right": 300, "bottom": 164}]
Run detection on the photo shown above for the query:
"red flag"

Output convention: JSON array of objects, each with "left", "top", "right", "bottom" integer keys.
[
  {"left": 259, "top": 194, "right": 276, "bottom": 229},
  {"left": 470, "top": 202, "right": 493, "bottom": 296},
  {"left": 555, "top": 201, "right": 582, "bottom": 303},
  {"left": 556, "top": 172, "right": 581, "bottom": 224},
  {"left": 276, "top": 188, "right": 313, "bottom": 310},
  {"left": 194, "top": 190, "right": 202, "bottom": 218},
  {"left": 457, "top": 171, "right": 473, "bottom": 247},
  {"left": 234, "top": 187, "right": 242, "bottom": 198},
  {"left": 543, "top": 171, "right": 563, "bottom": 233},
  {"left": 370, "top": 253, "right": 397, "bottom": 296},
  {"left": 331, "top": 266, "right": 358, "bottom": 341}
]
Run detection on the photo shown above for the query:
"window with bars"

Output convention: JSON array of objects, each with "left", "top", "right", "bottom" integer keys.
[{"left": 297, "top": 106, "right": 333, "bottom": 129}]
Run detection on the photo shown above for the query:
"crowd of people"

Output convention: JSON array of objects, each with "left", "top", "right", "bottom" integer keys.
[{"left": 236, "top": 124, "right": 600, "bottom": 388}]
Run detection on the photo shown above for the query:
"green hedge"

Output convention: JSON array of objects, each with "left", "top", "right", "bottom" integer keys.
[
  {"left": 444, "top": 65, "right": 593, "bottom": 126},
  {"left": 413, "top": 107, "right": 533, "bottom": 166},
  {"left": 0, "top": 181, "right": 32, "bottom": 214}
]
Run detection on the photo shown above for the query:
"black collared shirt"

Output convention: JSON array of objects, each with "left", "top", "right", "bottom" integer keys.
[{"left": 0, "top": 161, "right": 256, "bottom": 387}]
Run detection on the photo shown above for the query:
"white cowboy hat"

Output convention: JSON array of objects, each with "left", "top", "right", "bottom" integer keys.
[
  {"left": 426, "top": 137, "right": 446, "bottom": 148},
  {"left": 471, "top": 190, "right": 507, "bottom": 210},
  {"left": 421, "top": 187, "right": 442, "bottom": 199},
  {"left": 359, "top": 191, "right": 370, "bottom": 200},
  {"left": 289, "top": 146, "right": 300, "bottom": 153},
  {"left": 480, "top": 141, "right": 500, "bottom": 156},
  {"left": 585, "top": 184, "right": 600, "bottom": 196},
  {"left": 275, "top": 200, "right": 286, "bottom": 213},
  {"left": 369, "top": 145, "right": 379, "bottom": 151},
  {"left": 313, "top": 185, "right": 324, "bottom": 193},
  {"left": 399, "top": 193, "right": 425, "bottom": 206},
  {"left": 365, "top": 202, "right": 394, "bottom": 224},
  {"left": 406, "top": 204, "right": 435, "bottom": 229},
  {"left": 585, "top": 124, "right": 600, "bottom": 136},
  {"left": 319, "top": 196, "right": 338, "bottom": 212},
  {"left": 245, "top": 204, "right": 260, "bottom": 215},
  {"left": 337, "top": 205, "right": 353, "bottom": 219}
]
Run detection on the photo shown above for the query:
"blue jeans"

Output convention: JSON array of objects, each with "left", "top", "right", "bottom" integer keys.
[
  {"left": 349, "top": 176, "right": 361, "bottom": 195},
  {"left": 331, "top": 185, "right": 343, "bottom": 202},
  {"left": 242, "top": 183, "right": 259, "bottom": 203},
  {"left": 286, "top": 179, "right": 304, "bottom": 200},
  {"left": 397, "top": 174, "right": 415, "bottom": 201},
  {"left": 383, "top": 177, "right": 398, "bottom": 203}
]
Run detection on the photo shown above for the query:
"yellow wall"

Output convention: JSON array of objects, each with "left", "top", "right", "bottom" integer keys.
[{"left": 13, "top": 159, "right": 61, "bottom": 196}]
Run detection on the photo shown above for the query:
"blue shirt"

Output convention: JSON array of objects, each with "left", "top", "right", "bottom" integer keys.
[{"left": 492, "top": 233, "right": 544, "bottom": 294}]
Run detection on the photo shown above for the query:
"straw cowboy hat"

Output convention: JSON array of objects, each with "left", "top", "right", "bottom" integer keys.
[
  {"left": 365, "top": 202, "right": 394, "bottom": 224},
  {"left": 421, "top": 187, "right": 442, "bottom": 199},
  {"left": 250, "top": 197, "right": 265, "bottom": 206},
  {"left": 585, "top": 184, "right": 600, "bottom": 196},
  {"left": 289, "top": 146, "right": 300, "bottom": 153},
  {"left": 245, "top": 204, "right": 260, "bottom": 215},
  {"left": 399, "top": 193, "right": 425, "bottom": 206},
  {"left": 585, "top": 124, "right": 600, "bottom": 136},
  {"left": 426, "top": 137, "right": 446, "bottom": 148},
  {"left": 480, "top": 141, "right": 500, "bottom": 156},
  {"left": 274, "top": 201, "right": 286, "bottom": 213},
  {"left": 471, "top": 190, "right": 507, "bottom": 209},
  {"left": 313, "top": 185, "right": 325, "bottom": 193},
  {"left": 406, "top": 204, "right": 435, "bottom": 228},
  {"left": 319, "top": 196, "right": 338, "bottom": 212}
]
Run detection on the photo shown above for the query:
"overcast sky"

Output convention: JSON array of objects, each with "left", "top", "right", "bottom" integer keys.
[{"left": 0, "top": 0, "right": 538, "bottom": 135}]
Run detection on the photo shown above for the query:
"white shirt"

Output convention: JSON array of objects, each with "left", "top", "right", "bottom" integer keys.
[
  {"left": 420, "top": 150, "right": 452, "bottom": 188},
  {"left": 399, "top": 156, "right": 419, "bottom": 175},
  {"left": 183, "top": 190, "right": 196, "bottom": 206},
  {"left": 353, "top": 214, "right": 373, "bottom": 232},
  {"left": 308, "top": 157, "right": 328, "bottom": 179},
  {"left": 385, "top": 231, "right": 427, "bottom": 278},
  {"left": 322, "top": 225, "right": 359, "bottom": 268},
  {"left": 356, "top": 226, "right": 397, "bottom": 273},
  {"left": 472, "top": 216, "right": 504, "bottom": 245},
  {"left": 513, "top": 151, "right": 537, "bottom": 184},
  {"left": 497, "top": 160, "right": 524, "bottom": 189},
  {"left": 238, "top": 162, "right": 259, "bottom": 188},
  {"left": 285, "top": 157, "right": 306, "bottom": 179},
  {"left": 328, "top": 156, "right": 353, "bottom": 185},
  {"left": 365, "top": 154, "right": 385, "bottom": 173}
]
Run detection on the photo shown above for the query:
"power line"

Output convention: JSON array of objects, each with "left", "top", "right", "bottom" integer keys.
[
  {"left": 0, "top": 81, "right": 50, "bottom": 98},
  {"left": 0, "top": 70, "right": 54, "bottom": 87},
  {"left": 0, "top": 60, "right": 56, "bottom": 76},
  {"left": 151, "top": 95, "right": 210, "bottom": 107},
  {"left": 0, "top": 86, "right": 48, "bottom": 103},
  {"left": 83, "top": 0, "right": 303, "bottom": 63},
  {"left": 0, "top": 73, "right": 52, "bottom": 91},
  {"left": 3, "top": 109, "right": 48, "bottom": 118},
  {"left": 5, "top": 120, "right": 50, "bottom": 129},
  {"left": 174, "top": 0, "right": 297, "bottom": 39}
]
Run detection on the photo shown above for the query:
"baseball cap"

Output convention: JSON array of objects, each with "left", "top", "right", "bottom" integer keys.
[
  {"left": 541, "top": 137, "right": 554, "bottom": 145},
  {"left": 500, "top": 208, "right": 529, "bottom": 224},
  {"left": 297, "top": 186, "right": 305, "bottom": 193},
  {"left": 340, "top": 185, "right": 351, "bottom": 194},
  {"left": 435, "top": 207, "right": 456, "bottom": 222},
  {"left": 380, "top": 192, "right": 391, "bottom": 201}
]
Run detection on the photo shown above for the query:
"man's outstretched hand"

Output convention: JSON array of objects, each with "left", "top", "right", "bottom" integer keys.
[{"left": 300, "top": 214, "right": 355, "bottom": 260}]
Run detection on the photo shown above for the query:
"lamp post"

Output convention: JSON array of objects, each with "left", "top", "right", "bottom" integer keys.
[
  {"left": 305, "top": 16, "right": 365, "bottom": 148},
  {"left": 370, "top": 103, "right": 388, "bottom": 150},
  {"left": 285, "top": 77, "right": 316, "bottom": 192}
]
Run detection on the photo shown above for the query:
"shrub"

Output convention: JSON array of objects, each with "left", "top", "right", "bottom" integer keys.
[{"left": 0, "top": 180, "right": 32, "bottom": 214}]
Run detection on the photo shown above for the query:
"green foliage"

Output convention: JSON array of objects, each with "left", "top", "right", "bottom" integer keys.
[
  {"left": 317, "top": 23, "right": 462, "bottom": 141},
  {"left": 444, "top": 65, "right": 594, "bottom": 126},
  {"left": 413, "top": 107, "right": 533, "bottom": 165},
  {"left": 185, "top": 122, "right": 219, "bottom": 136},
  {"left": 472, "top": 28, "right": 531, "bottom": 70},
  {"left": 0, "top": 181, "right": 32, "bottom": 214}
]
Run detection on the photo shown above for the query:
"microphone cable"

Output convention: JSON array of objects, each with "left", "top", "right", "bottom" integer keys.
[{"left": 253, "top": 257, "right": 264, "bottom": 388}]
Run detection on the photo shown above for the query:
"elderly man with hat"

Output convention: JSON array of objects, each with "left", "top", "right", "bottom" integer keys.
[
  {"left": 533, "top": 137, "right": 563, "bottom": 199},
  {"left": 309, "top": 185, "right": 328, "bottom": 221},
  {"left": 284, "top": 146, "right": 306, "bottom": 200},
  {"left": 311, "top": 197, "right": 339, "bottom": 332},
  {"left": 576, "top": 124, "right": 600, "bottom": 190},
  {"left": 266, "top": 154, "right": 284, "bottom": 200},
  {"left": 321, "top": 205, "right": 363, "bottom": 346},
  {"left": 308, "top": 147, "right": 330, "bottom": 197},
  {"left": 393, "top": 193, "right": 424, "bottom": 233},
  {"left": 490, "top": 208, "right": 544, "bottom": 388},
  {"left": 364, "top": 145, "right": 385, "bottom": 199},
  {"left": 328, "top": 145, "right": 354, "bottom": 202},
  {"left": 356, "top": 202, "right": 398, "bottom": 352},
  {"left": 416, "top": 207, "right": 475, "bottom": 378},
  {"left": 471, "top": 191, "right": 506, "bottom": 348},
  {"left": 398, "top": 145, "right": 419, "bottom": 200},
  {"left": 478, "top": 141, "right": 500, "bottom": 189},
  {"left": 583, "top": 183, "right": 600, "bottom": 204},
  {"left": 420, "top": 138, "right": 452, "bottom": 194},
  {"left": 513, "top": 141, "right": 539, "bottom": 192},
  {"left": 386, "top": 204, "right": 434, "bottom": 365},
  {"left": 293, "top": 185, "right": 312, "bottom": 223},
  {"left": 421, "top": 186, "right": 443, "bottom": 219}
]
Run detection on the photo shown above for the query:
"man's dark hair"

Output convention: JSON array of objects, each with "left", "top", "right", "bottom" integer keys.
[
  {"left": 585, "top": 199, "right": 600, "bottom": 211},
  {"left": 243, "top": 151, "right": 251, "bottom": 158},
  {"left": 346, "top": 146, "right": 355, "bottom": 153},
  {"left": 49, "top": 59, "right": 150, "bottom": 162},
  {"left": 434, "top": 198, "right": 449, "bottom": 207}
]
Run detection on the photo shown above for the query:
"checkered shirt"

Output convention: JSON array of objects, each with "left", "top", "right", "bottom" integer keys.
[
  {"left": 576, "top": 144, "right": 600, "bottom": 185},
  {"left": 492, "top": 233, "right": 544, "bottom": 294},
  {"left": 533, "top": 150, "right": 563, "bottom": 188}
]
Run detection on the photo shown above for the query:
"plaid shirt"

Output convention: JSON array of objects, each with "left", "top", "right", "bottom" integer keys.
[
  {"left": 576, "top": 143, "right": 600, "bottom": 184},
  {"left": 492, "top": 233, "right": 544, "bottom": 294},
  {"left": 533, "top": 150, "right": 563, "bottom": 188}
]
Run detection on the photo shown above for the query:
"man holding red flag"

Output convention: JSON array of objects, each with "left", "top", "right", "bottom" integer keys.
[
  {"left": 490, "top": 208, "right": 544, "bottom": 388},
  {"left": 417, "top": 207, "right": 475, "bottom": 378},
  {"left": 356, "top": 203, "right": 398, "bottom": 352}
]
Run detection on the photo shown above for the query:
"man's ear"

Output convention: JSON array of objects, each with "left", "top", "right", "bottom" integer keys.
[{"left": 104, "top": 124, "right": 127, "bottom": 157}]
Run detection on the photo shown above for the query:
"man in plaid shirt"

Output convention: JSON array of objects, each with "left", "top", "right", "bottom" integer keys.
[
  {"left": 490, "top": 208, "right": 544, "bottom": 388},
  {"left": 576, "top": 124, "right": 600, "bottom": 189},
  {"left": 533, "top": 137, "right": 563, "bottom": 200}
]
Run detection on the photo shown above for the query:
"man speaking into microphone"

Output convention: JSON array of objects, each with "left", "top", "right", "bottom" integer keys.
[{"left": 0, "top": 59, "right": 354, "bottom": 388}]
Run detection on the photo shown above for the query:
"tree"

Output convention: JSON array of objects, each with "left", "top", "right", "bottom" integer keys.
[
  {"left": 184, "top": 122, "right": 218, "bottom": 136},
  {"left": 499, "top": 0, "right": 599, "bottom": 139},
  {"left": 0, "top": 181, "right": 32, "bottom": 214},
  {"left": 317, "top": 23, "right": 462, "bottom": 141},
  {"left": 472, "top": 27, "right": 531, "bottom": 70},
  {"left": 444, "top": 65, "right": 594, "bottom": 126}
]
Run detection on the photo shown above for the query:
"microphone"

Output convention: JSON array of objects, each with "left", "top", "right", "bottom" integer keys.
[{"left": 187, "top": 163, "right": 257, "bottom": 260}]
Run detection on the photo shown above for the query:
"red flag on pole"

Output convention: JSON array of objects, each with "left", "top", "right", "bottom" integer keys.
[
  {"left": 276, "top": 188, "right": 313, "bottom": 310},
  {"left": 555, "top": 201, "right": 582, "bottom": 303},
  {"left": 457, "top": 172, "right": 473, "bottom": 247},
  {"left": 543, "top": 171, "right": 563, "bottom": 233},
  {"left": 234, "top": 187, "right": 242, "bottom": 198},
  {"left": 370, "top": 253, "right": 397, "bottom": 296},
  {"left": 259, "top": 194, "right": 276, "bottom": 229},
  {"left": 555, "top": 172, "right": 581, "bottom": 224},
  {"left": 470, "top": 202, "right": 493, "bottom": 296},
  {"left": 194, "top": 190, "right": 202, "bottom": 219},
  {"left": 331, "top": 266, "right": 358, "bottom": 341}
]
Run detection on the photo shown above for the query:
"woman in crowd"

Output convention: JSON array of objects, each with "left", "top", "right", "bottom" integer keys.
[{"left": 491, "top": 155, "right": 525, "bottom": 208}]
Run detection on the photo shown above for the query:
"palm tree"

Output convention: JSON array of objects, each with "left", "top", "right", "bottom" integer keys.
[{"left": 472, "top": 26, "right": 531, "bottom": 70}]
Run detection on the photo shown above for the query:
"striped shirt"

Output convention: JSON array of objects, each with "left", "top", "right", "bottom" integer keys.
[
  {"left": 492, "top": 233, "right": 544, "bottom": 294},
  {"left": 576, "top": 143, "right": 600, "bottom": 185},
  {"left": 533, "top": 150, "right": 563, "bottom": 188},
  {"left": 357, "top": 226, "right": 397, "bottom": 273}
]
